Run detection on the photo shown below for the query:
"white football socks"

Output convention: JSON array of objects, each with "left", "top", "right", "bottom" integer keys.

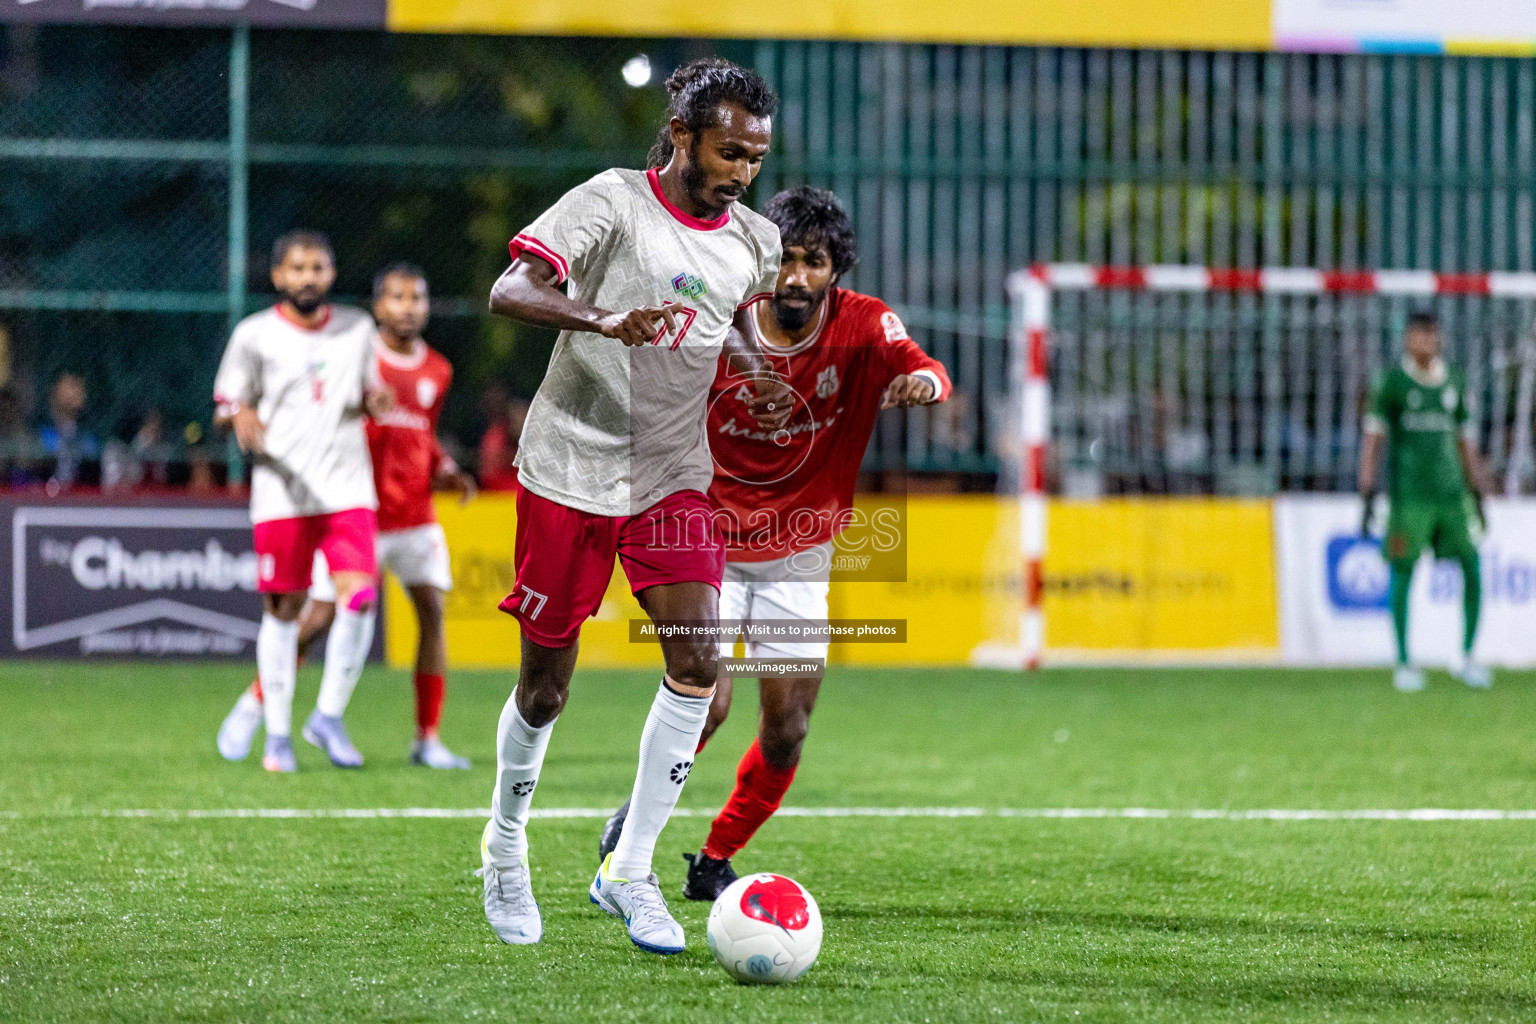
[
  {"left": 256, "top": 614, "right": 301, "bottom": 738},
  {"left": 609, "top": 678, "right": 711, "bottom": 881},
  {"left": 315, "top": 604, "right": 377, "bottom": 718},
  {"left": 487, "top": 690, "right": 556, "bottom": 867}
]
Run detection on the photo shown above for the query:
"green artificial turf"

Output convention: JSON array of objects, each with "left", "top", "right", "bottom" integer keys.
[{"left": 2, "top": 662, "right": 1534, "bottom": 1022}]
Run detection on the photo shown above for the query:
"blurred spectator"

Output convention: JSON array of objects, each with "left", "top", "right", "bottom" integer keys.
[
  {"left": 0, "top": 385, "right": 39, "bottom": 487},
  {"left": 100, "top": 439, "right": 134, "bottom": 492},
  {"left": 133, "top": 409, "right": 173, "bottom": 487},
  {"left": 38, "top": 373, "right": 99, "bottom": 489},
  {"left": 479, "top": 390, "right": 530, "bottom": 492},
  {"left": 102, "top": 408, "right": 173, "bottom": 492}
]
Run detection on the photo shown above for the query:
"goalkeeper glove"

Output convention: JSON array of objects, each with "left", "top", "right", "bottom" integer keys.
[{"left": 1359, "top": 490, "right": 1377, "bottom": 538}]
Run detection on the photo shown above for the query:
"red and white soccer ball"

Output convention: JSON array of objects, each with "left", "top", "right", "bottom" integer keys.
[{"left": 706, "top": 873, "right": 823, "bottom": 984}]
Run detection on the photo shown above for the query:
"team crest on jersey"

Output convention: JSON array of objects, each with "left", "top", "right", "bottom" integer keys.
[
  {"left": 1406, "top": 389, "right": 1423, "bottom": 409},
  {"left": 417, "top": 378, "right": 438, "bottom": 409},
  {"left": 672, "top": 272, "right": 707, "bottom": 300},
  {"left": 816, "top": 365, "right": 840, "bottom": 399},
  {"left": 880, "top": 311, "right": 908, "bottom": 342}
]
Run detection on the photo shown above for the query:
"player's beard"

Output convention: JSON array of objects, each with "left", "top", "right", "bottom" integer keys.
[
  {"left": 683, "top": 141, "right": 741, "bottom": 219},
  {"left": 770, "top": 286, "right": 825, "bottom": 332},
  {"left": 282, "top": 286, "right": 327, "bottom": 316}
]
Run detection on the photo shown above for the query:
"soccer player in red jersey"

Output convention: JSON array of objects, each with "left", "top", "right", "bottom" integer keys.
[
  {"left": 598, "top": 186, "right": 951, "bottom": 899},
  {"left": 216, "top": 264, "right": 476, "bottom": 770}
]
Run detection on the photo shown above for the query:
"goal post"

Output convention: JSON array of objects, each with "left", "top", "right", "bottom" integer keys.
[{"left": 1004, "top": 263, "right": 1536, "bottom": 670}]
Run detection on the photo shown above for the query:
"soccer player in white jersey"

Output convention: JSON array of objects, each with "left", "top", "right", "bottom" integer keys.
[
  {"left": 216, "top": 264, "right": 475, "bottom": 770},
  {"left": 213, "top": 231, "right": 391, "bottom": 773},
  {"left": 477, "top": 58, "right": 791, "bottom": 954}
]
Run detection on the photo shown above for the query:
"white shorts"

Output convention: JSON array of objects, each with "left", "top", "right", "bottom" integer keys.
[
  {"left": 718, "top": 542, "right": 832, "bottom": 663},
  {"left": 309, "top": 522, "right": 453, "bottom": 602}
]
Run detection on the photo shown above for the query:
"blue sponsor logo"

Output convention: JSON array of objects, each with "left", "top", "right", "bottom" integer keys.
[
  {"left": 1326, "top": 536, "right": 1389, "bottom": 611},
  {"left": 1326, "top": 532, "right": 1536, "bottom": 610}
]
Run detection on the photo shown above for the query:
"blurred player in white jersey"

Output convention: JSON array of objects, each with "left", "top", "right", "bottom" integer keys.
[
  {"left": 477, "top": 58, "right": 790, "bottom": 954},
  {"left": 597, "top": 187, "right": 951, "bottom": 897},
  {"left": 212, "top": 231, "right": 391, "bottom": 773},
  {"left": 217, "top": 263, "right": 476, "bottom": 769}
]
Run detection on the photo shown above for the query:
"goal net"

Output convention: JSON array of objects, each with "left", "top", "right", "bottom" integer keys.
[{"left": 985, "top": 264, "right": 1536, "bottom": 668}]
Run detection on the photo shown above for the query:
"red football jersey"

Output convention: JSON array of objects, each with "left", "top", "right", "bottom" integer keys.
[
  {"left": 367, "top": 340, "right": 453, "bottom": 532},
  {"left": 708, "top": 288, "right": 952, "bottom": 561}
]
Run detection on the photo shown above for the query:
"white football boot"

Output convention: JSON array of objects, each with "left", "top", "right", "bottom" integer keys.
[
  {"left": 410, "top": 736, "right": 471, "bottom": 770},
  {"left": 1453, "top": 661, "right": 1493, "bottom": 689},
  {"left": 589, "top": 853, "right": 685, "bottom": 954},
  {"left": 217, "top": 692, "right": 263, "bottom": 761},
  {"left": 477, "top": 822, "right": 541, "bottom": 945},
  {"left": 1393, "top": 665, "right": 1426, "bottom": 692}
]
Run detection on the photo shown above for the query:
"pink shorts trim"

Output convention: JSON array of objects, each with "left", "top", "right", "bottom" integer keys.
[
  {"left": 500, "top": 488, "right": 724, "bottom": 647},
  {"left": 253, "top": 508, "right": 378, "bottom": 594}
]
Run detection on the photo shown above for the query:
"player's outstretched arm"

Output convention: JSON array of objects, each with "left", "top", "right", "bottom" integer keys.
[
  {"left": 722, "top": 308, "right": 791, "bottom": 430},
  {"left": 875, "top": 323, "right": 952, "bottom": 410},
  {"left": 880, "top": 374, "right": 940, "bottom": 410},
  {"left": 488, "top": 252, "right": 682, "bottom": 348}
]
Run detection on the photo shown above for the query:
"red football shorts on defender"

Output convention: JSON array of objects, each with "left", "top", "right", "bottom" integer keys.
[
  {"left": 252, "top": 507, "right": 378, "bottom": 594},
  {"left": 500, "top": 486, "right": 725, "bottom": 648}
]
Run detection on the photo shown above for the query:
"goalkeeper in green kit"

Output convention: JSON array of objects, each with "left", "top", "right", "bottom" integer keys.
[{"left": 1358, "top": 311, "right": 1494, "bottom": 692}]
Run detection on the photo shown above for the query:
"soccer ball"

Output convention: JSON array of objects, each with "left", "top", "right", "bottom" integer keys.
[{"left": 706, "top": 873, "right": 822, "bottom": 984}]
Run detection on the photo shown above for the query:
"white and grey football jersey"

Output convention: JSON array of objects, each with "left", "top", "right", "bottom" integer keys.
[
  {"left": 509, "top": 167, "right": 780, "bottom": 516},
  {"left": 213, "top": 304, "right": 379, "bottom": 524}
]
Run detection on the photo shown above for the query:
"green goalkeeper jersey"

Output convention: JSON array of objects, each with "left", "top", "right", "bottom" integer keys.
[{"left": 1365, "top": 357, "right": 1472, "bottom": 504}]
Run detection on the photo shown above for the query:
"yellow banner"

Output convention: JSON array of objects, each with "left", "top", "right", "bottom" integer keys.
[
  {"left": 385, "top": 494, "right": 1279, "bottom": 669},
  {"left": 1043, "top": 499, "right": 1279, "bottom": 658},
  {"left": 388, "top": 0, "right": 1271, "bottom": 51}
]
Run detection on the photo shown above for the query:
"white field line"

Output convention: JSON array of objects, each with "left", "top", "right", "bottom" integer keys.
[{"left": 4, "top": 807, "right": 1536, "bottom": 821}]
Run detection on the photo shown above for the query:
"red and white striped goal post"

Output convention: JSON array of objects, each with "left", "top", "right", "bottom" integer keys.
[{"left": 1004, "top": 263, "right": 1536, "bottom": 670}]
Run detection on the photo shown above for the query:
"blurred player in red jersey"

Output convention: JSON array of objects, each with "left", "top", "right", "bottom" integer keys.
[
  {"left": 217, "top": 263, "right": 476, "bottom": 769},
  {"left": 598, "top": 186, "right": 951, "bottom": 898}
]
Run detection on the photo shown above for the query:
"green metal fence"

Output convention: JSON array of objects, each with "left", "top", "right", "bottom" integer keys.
[
  {"left": 754, "top": 43, "right": 1536, "bottom": 489},
  {"left": 0, "top": 26, "right": 683, "bottom": 475},
  {"left": 2, "top": 29, "right": 1533, "bottom": 485}
]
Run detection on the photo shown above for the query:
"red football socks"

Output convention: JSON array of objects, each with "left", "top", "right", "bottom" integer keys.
[
  {"left": 702, "top": 739, "right": 797, "bottom": 860},
  {"left": 414, "top": 672, "right": 445, "bottom": 737}
]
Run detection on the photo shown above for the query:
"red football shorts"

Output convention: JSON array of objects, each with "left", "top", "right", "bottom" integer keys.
[
  {"left": 252, "top": 507, "right": 378, "bottom": 594},
  {"left": 500, "top": 486, "right": 725, "bottom": 648}
]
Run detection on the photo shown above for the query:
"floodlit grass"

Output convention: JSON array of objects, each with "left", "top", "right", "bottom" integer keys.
[{"left": 3, "top": 662, "right": 1534, "bottom": 1022}]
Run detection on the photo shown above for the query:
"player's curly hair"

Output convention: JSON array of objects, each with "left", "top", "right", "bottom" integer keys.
[
  {"left": 762, "top": 186, "right": 858, "bottom": 278},
  {"left": 646, "top": 58, "right": 778, "bottom": 168}
]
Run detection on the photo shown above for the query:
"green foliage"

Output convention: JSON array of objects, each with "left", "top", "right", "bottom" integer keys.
[{"left": 0, "top": 27, "right": 711, "bottom": 445}]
